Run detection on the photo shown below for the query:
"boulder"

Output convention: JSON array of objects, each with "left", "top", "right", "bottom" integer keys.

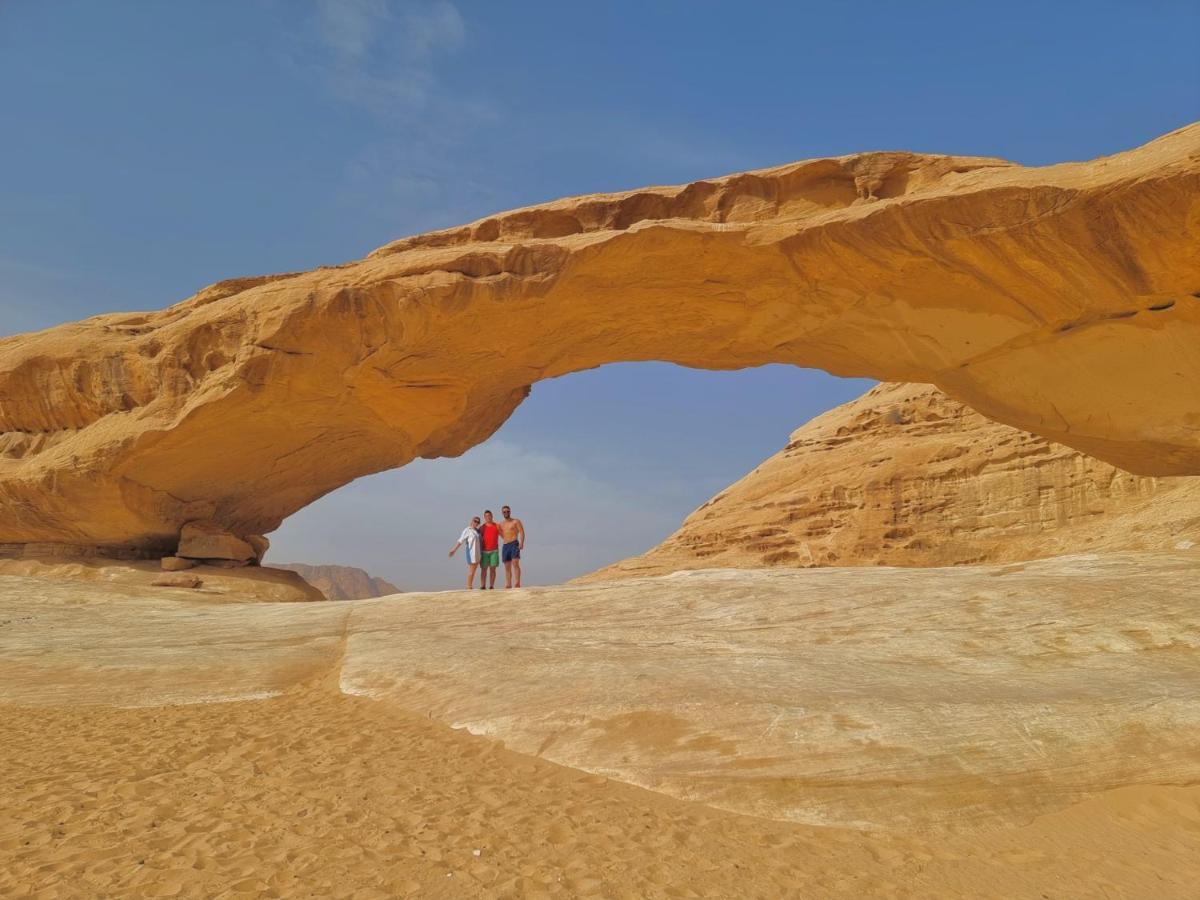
[
  {"left": 177, "top": 521, "right": 255, "bottom": 562},
  {"left": 160, "top": 556, "right": 197, "bottom": 572},
  {"left": 245, "top": 534, "right": 270, "bottom": 565}
]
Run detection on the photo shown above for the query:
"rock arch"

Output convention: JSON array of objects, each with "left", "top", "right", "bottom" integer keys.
[{"left": 1, "top": 124, "right": 1198, "bottom": 555}]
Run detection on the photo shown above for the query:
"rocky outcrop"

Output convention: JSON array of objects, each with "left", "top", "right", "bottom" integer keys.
[
  {"left": 1, "top": 125, "right": 1197, "bottom": 555},
  {"left": 5, "top": 553, "right": 1199, "bottom": 829},
  {"left": 0, "top": 558, "right": 325, "bottom": 602},
  {"left": 274, "top": 563, "right": 400, "bottom": 601},
  {"left": 590, "top": 383, "right": 1200, "bottom": 579}
]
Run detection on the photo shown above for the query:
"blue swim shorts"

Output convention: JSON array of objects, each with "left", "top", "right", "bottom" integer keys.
[{"left": 502, "top": 541, "right": 520, "bottom": 562}]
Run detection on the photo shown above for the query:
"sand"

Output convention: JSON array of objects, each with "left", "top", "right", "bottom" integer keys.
[
  {"left": 3, "top": 558, "right": 1199, "bottom": 897},
  {"left": 3, "top": 681, "right": 1199, "bottom": 899}
]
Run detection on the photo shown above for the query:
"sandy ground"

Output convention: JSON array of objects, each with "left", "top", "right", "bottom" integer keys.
[
  {"left": 3, "top": 557, "right": 1199, "bottom": 897},
  {"left": 3, "top": 678, "right": 1200, "bottom": 899}
]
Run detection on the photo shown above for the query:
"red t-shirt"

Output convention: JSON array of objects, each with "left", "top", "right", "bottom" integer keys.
[{"left": 480, "top": 522, "right": 500, "bottom": 551}]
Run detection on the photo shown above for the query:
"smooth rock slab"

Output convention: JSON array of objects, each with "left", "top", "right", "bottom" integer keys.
[{"left": 1, "top": 552, "right": 1197, "bottom": 831}]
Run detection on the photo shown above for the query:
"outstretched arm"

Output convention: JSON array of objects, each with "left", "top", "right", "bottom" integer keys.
[
  {"left": 448, "top": 539, "right": 462, "bottom": 557},
  {"left": 517, "top": 519, "right": 525, "bottom": 550}
]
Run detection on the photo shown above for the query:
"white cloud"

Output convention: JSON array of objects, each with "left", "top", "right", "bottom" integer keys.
[
  {"left": 267, "top": 438, "right": 687, "bottom": 591},
  {"left": 312, "top": 0, "right": 466, "bottom": 118}
]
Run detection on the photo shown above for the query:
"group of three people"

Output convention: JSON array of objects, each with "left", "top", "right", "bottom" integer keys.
[{"left": 448, "top": 505, "right": 526, "bottom": 589}]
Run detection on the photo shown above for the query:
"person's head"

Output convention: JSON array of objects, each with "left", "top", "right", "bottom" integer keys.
[
  {"left": 471, "top": 516, "right": 481, "bottom": 527},
  {"left": 501, "top": 505, "right": 512, "bottom": 519},
  {"left": 483, "top": 510, "right": 494, "bottom": 523}
]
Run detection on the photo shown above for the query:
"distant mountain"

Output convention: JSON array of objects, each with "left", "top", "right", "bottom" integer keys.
[{"left": 273, "top": 563, "right": 401, "bottom": 601}]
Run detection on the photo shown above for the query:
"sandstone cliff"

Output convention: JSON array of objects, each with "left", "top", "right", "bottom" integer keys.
[
  {"left": 590, "top": 383, "right": 1200, "bottom": 580},
  {"left": 274, "top": 563, "right": 400, "bottom": 601},
  {"left": 1, "top": 124, "right": 1197, "bottom": 556}
]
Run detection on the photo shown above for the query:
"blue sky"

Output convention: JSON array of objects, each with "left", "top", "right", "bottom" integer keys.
[{"left": 2, "top": 1, "right": 1196, "bottom": 588}]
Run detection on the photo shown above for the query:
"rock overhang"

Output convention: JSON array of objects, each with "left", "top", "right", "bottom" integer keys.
[{"left": 0, "top": 123, "right": 1198, "bottom": 553}]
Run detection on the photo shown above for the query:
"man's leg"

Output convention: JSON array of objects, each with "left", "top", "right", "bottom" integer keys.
[
  {"left": 503, "top": 558, "right": 513, "bottom": 589},
  {"left": 488, "top": 564, "right": 497, "bottom": 588},
  {"left": 513, "top": 557, "right": 521, "bottom": 589}
]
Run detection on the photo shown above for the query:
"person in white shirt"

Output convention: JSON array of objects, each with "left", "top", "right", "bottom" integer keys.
[{"left": 448, "top": 516, "right": 482, "bottom": 589}]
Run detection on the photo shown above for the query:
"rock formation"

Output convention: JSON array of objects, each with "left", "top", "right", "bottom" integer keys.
[
  {"left": 590, "top": 383, "right": 1200, "bottom": 580},
  {"left": 274, "top": 563, "right": 400, "bottom": 601},
  {"left": 1, "top": 124, "right": 1197, "bottom": 556}
]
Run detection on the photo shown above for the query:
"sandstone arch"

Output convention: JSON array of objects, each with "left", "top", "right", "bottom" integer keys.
[{"left": 1, "top": 124, "right": 1198, "bottom": 555}]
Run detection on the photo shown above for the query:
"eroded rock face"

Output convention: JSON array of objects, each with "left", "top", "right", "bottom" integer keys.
[
  {"left": 1, "top": 125, "right": 1197, "bottom": 553},
  {"left": 590, "top": 383, "right": 1200, "bottom": 580}
]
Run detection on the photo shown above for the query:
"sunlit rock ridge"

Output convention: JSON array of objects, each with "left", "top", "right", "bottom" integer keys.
[
  {"left": 588, "top": 382, "right": 1200, "bottom": 581},
  {"left": 1, "top": 124, "right": 1197, "bottom": 555}
]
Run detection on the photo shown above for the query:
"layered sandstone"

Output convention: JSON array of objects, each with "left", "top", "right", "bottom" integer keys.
[
  {"left": 275, "top": 563, "right": 400, "bottom": 601},
  {"left": 591, "top": 383, "right": 1200, "bottom": 579},
  {"left": 1, "top": 125, "right": 1198, "bottom": 554},
  {"left": 0, "top": 558, "right": 324, "bottom": 601}
]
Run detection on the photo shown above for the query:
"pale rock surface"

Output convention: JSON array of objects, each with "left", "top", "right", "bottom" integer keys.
[
  {"left": 274, "top": 562, "right": 400, "bottom": 601},
  {"left": 0, "top": 558, "right": 324, "bottom": 602},
  {"left": 592, "top": 382, "right": 1200, "bottom": 579},
  {"left": 3, "top": 553, "right": 1196, "bottom": 831},
  {"left": 0, "top": 125, "right": 1198, "bottom": 555}
]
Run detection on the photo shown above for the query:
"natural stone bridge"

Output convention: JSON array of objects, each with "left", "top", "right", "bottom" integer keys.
[{"left": 1, "top": 123, "right": 1197, "bottom": 556}]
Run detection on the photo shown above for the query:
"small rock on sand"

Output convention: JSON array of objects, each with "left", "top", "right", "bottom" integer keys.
[{"left": 150, "top": 574, "right": 202, "bottom": 589}]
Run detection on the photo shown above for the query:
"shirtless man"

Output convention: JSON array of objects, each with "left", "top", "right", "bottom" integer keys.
[{"left": 498, "top": 505, "right": 526, "bottom": 589}]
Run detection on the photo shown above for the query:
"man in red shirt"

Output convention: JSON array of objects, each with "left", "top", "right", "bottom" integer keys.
[{"left": 478, "top": 510, "right": 501, "bottom": 590}]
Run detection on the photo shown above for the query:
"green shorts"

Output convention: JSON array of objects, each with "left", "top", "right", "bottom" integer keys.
[{"left": 480, "top": 550, "right": 500, "bottom": 567}]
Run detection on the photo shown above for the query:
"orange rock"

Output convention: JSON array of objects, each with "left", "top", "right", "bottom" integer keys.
[
  {"left": 245, "top": 535, "right": 270, "bottom": 565},
  {"left": 0, "top": 125, "right": 1197, "bottom": 554},
  {"left": 590, "top": 383, "right": 1200, "bottom": 579},
  {"left": 160, "top": 556, "right": 197, "bottom": 572},
  {"left": 177, "top": 521, "right": 254, "bottom": 562}
]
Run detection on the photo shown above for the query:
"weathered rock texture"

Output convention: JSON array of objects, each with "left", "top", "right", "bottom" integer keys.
[
  {"left": 3, "top": 553, "right": 1197, "bottom": 829},
  {"left": 1, "top": 125, "right": 1198, "bottom": 554},
  {"left": 275, "top": 563, "right": 400, "bottom": 601},
  {"left": 177, "top": 520, "right": 257, "bottom": 562},
  {"left": 0, "top": 558, "right": 325, "bottom": 602},
  {"left": 591, "top": 383, "right": 1200, "bottom": 580}
]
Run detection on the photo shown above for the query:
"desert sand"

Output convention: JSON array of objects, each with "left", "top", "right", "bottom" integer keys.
[
  {"left": 1, "top": 124, "right": 1198, "bottom": 565},
  {"left": 594, "top": 382, "right": 1200, "bottom": 579},
  {"left": 3, "top": 556, "right": 1198, "bottom": 898}
]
